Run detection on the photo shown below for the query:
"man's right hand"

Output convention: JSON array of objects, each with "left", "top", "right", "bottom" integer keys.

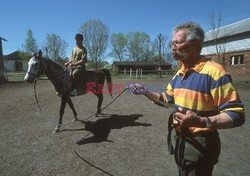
[{"left": 128, "top": 84, "right": 147, "bottom": 95}]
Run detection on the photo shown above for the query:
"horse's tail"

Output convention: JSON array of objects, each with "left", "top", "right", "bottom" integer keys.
[{"left": 101, "top": 68, "right": 113, "bottom": 97}]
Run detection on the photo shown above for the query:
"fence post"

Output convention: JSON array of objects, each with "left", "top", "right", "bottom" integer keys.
[
  {"left": 130, "top": 68, "right": 132, "bottom": 78},
  {"left": 140, "top": 69, "right": 142, "bottom": 79},
  {"left": 124, "top": 68, "right": 126, "bottom": 75},
  {"left": 136, "top": 69, "right": 138, "bottom": 79}
]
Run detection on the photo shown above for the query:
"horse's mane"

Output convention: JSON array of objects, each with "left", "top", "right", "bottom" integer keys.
[
  {"left": 42, "top": 57, "right": 68, "bottom": 83},
  {"left": 43, "top": 58, "right": 65, "bottom": 71}
]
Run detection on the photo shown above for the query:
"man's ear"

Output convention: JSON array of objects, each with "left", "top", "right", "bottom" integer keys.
[{"left": 193, "top": 41, "right": 201, "bottom": 51}]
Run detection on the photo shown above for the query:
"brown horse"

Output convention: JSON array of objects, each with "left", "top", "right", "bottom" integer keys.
[{"left": 24, "top": 53, "right": 113, "bottom": 133}]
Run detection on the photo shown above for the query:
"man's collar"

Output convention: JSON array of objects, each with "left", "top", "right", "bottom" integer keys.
[{"left": 178, "top": 56, "right": 209, "bottom": 75}]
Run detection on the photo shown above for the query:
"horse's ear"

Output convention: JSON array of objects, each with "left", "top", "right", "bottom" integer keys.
[
  {"left": 38, "top": 50, "right": 42, "bottom": 57},
  {"left": 36, "top": 50, "right": 44, "bottom": 61}
]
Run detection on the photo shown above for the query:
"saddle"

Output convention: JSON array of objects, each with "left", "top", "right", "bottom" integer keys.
[{"left": 68, "top": 68, "right": 87, "bottom": 96}]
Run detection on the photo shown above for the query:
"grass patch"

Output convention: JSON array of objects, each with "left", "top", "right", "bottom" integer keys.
[
  {"left": 110, "top": 72, "right": 174, "bottom": 80},
  {"left": 5, "top": 72, "right": 26, "bottom": 82},
  {"left": 4, "top": 72, "right": 48, "bottom": 82}
]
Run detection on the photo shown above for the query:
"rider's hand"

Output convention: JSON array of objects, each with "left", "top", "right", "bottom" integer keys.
[{"left": 128, "top": 84, "right": 147, "bottom": 95}]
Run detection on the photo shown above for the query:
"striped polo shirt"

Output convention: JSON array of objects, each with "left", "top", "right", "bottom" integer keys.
[{"left": 160, "top": 57, "right": 245, "bottom": 133}]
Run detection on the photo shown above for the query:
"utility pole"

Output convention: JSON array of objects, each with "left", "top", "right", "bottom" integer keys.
[
  {"left": 0, "top": 36, "right": 8, "bottom": 84},
  {"left": 158, "top": 34, "right": 162, "bottom": 77}
]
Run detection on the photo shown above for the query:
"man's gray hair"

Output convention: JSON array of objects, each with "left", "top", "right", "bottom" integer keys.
[{"left": 173, "top": 21, "right": 204, "bottom": 46}]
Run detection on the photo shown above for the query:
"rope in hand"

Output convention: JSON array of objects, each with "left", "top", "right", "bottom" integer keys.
[
  {"left": 74, "top": 149, "right": 115, "bottom": 176},
  {"left": 74, "top": 88, "right": 129, "bottom": 176},
  {"left": 82, "top": 87, "right": 128, "bottom": 122}
]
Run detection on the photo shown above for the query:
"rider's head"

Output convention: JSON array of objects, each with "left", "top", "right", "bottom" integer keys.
[
  {"left": 75, "top": 33, "right": 83, "bottom": 46},
  {"left": 75, "top": 33, "right": 83, "bottom": 40}
]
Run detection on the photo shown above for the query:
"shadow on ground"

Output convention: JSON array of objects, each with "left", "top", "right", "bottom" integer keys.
[{"left": 62, "top": 114, "right": 151, "bottom": 144}]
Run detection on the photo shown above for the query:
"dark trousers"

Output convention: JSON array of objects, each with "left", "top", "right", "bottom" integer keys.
[
  {"left": 71, "top": 65, "right": 85, "bottom": 90},
  {"left": 173, "top": 130, "right": 221, "bottom": 176}
]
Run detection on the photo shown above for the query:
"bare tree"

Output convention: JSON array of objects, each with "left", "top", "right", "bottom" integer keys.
[
  {"left": 44, "top": 33, "right": 68, "bottom": 61},
  {"left": 152, "top": 34, "right": 174, "bottom": 63},
  {"left": 80, "top": 19, "right": 109, "bottom": 68},
  {"left": 208, "top": 8, "right": 226, "bottom": 65}
]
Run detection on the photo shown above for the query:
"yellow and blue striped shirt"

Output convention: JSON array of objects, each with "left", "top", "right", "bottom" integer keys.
[{"left": 160, "top": 57, "right": 245, "bottom": 133}]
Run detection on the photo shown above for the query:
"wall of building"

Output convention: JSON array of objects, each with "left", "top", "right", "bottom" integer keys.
[
  {"left": 204, "top": 50, "right": 250, "bottom": 79},
  {"left": 202, "top": 31, "right": 250, "bottom": 79},
  {"left": 4, "top": 60, "right": 28, "bottom": 72}
]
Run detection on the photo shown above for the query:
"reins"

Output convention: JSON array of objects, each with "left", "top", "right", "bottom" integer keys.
[
  {"left": 33, "top": 57, "right": 43, "bottom": 112},
  {"left": 34, "top": 79, "right": 42, "bottom": 112}
]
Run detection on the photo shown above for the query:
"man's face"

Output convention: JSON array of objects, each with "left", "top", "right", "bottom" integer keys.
[{"left": 171, "top": 29, "right": 197, "bottom": 61}]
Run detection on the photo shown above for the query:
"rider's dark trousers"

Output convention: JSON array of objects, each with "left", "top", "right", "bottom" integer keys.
[{"left": 71, "top": 65, "right": 85, "bottom": 90}]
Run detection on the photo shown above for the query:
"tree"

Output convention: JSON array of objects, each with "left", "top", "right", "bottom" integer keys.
[
  {"left": 44, "top": 33, "right": 68, "bottom": 61},
  {"left": 23, "top": 29, "right": 38, "bottom": 55},
  {"left": 126, "top": 32, "right": 152, "bottom": 61},
  {"left": 79, "top": 19, "right": 109, "bottom": 68},
  {"left": 110, "top": 33, "right": 127, "bottom": 61},
  {"left": 208, "top": 8, "right": 226, "bottom": 66}
]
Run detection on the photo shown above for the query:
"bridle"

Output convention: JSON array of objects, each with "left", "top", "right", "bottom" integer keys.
[{"left": 30, "top": 57, "right": 43, "bottom": 112}]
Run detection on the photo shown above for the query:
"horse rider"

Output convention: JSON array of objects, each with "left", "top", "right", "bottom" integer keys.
[{"left": 65, "top": 33, "right": 87, "bottom": 96}]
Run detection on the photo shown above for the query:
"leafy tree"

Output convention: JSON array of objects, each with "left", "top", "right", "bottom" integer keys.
[
  {"left": 126, "top": 32, "right": 152, "bottom": 61},
  {"left": 43, "top": 33, "right": 68, "bottom": 61},
  {"left": 23, "top": 29, "right": 38, "bottom": 55},
  {"left": 79, "top": 19, "right": 109, "bottom": 68},
  {"left": 110, "top": 33, "right": 127, "bottom": 61}
]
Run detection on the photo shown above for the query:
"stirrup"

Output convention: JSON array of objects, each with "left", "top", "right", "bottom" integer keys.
[{"left": 70, "top": 89, "right": 78, "bottom": 96}]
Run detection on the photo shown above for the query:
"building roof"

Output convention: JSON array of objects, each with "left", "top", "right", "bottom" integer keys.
[
  {"left": 112, "top": 61, "right": 171, "bottom": 66},
  {"left": 205, "top": 18, "right": 250, "bottom": 42},
  {"left": 3, "top": 51, "right": 27, "bottom": 61}
]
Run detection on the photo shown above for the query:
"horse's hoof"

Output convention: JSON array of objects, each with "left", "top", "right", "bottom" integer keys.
[
  {"left": 53, "top": 128, "right": 61, "bottom": 133},
  {"left": 94, "top": 113, "right": 99, "bottom": 117},
  {"left": 72, "top": 117, "right": 79, "bottom": 122}
]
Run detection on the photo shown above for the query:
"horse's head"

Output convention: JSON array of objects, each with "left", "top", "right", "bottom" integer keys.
[{"left": 24, "top": 51, "right": 42, "bottom": 83}]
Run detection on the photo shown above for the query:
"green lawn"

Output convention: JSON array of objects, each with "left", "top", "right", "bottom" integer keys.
[
  {"left": 5, "top": 72, "right": 26, "bottom": 82},
  {"left": 4, "top": 72, "right": 249, "bottom": 84},
  {"left": 4, "top": 72, "right": 47, "bottom": 82}
]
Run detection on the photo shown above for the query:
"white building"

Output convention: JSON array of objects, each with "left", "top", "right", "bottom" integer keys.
[{"left": 4, "top": 51, "right": 28, "bottom": 72}]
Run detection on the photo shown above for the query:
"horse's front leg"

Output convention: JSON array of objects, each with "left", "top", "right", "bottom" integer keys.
[
  {"left": 53, "top": 95, "right": 67, "bottom": 133},
  {"left": 66, "top": 96, "right": 78, "bottom": 121}
]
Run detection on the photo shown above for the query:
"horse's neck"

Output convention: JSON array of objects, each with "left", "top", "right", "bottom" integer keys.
[{"left": 42, "top": 59, "right": 67, "bottom": 85}]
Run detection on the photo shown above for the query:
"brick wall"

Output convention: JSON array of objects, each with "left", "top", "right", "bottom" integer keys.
[{"left": 204, "top": 50, "right": 250, "bottom": 79}]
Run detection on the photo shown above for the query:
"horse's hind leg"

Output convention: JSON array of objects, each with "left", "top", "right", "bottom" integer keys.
[
  {"left": 54, "top": 95, "right": 67, "bottom": 133},
  {"left": 95, "top": 93, "right": 103, "bottom": 116},
  {"left": 66, "top": 96, "right": 78, "bottom": 121}
]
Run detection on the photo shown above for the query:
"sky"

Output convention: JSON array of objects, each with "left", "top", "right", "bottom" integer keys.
[{"left": 1, "top": 0, "right": 250, "bottom": 63}]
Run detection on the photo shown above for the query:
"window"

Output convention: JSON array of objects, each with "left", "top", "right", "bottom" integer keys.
[{"left": 230, "top": 55, "right": 244, "bottom": 65}]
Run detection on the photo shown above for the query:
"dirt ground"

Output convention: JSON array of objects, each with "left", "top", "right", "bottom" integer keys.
[{"left": 0, "top": 78, "right": 250, "bottom": 176}]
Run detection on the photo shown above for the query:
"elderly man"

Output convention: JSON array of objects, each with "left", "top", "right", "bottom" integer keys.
[{"left": 128, "top": 22, "right": 245, "bottom": 176}]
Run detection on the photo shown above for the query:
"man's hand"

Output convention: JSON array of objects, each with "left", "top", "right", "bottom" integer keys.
[
  {"left": 174, "top": 108, "right": 206, "bottom": 128},
  {"left": 128, "top": 84, "right": 147, "bottom": 95}
]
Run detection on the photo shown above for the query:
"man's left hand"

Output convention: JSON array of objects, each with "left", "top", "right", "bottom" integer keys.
[{"left": 174, "top": 108, "right": 205, "bottom": 128}]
